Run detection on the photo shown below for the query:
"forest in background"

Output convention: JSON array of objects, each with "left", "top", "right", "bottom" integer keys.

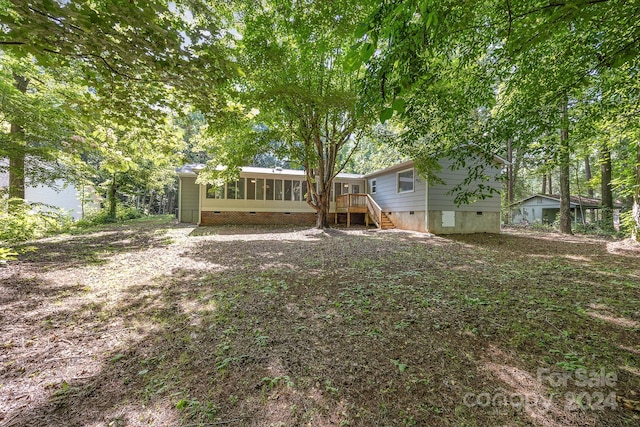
[{"left": 1, "top": 0, "right": 639, "bottom": 239}]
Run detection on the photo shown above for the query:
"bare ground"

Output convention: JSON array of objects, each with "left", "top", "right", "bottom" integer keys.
[{"left": 1, "top": 217, "right": 639, "bottom": 426}]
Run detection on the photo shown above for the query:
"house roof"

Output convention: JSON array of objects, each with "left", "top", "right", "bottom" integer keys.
[
  {"left": 509, "top": 194, "right": 623, "bottom": 209},
  {"left": 176, "top": 164, "right": 364, "bottom": 180},
  {"left": 363, "top": 160, "right": 415, "bottom": 179},
  {"left": 176, "top": 163, "right": 206, "bottom": 176},
  {"left": 363, "top": 151, "right": 508, "bottom": 179}
]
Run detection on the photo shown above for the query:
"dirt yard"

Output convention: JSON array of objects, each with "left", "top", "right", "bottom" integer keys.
[{"left": 1, "top": 217, "right": 639, "bottom": 426}]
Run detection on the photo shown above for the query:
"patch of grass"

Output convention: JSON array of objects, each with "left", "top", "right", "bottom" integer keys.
[{"left": 2, "top": 224, "right": 639, "bottom": 426}]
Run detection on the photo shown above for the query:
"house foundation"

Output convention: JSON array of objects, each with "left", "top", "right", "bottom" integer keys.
[{"left": 200, "top": 211, "right": 316, "bottom": 226}]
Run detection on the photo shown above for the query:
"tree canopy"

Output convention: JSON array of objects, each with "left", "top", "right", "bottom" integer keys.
[{"left": 1, "top": 0, "right": 639, "bottom": 236}]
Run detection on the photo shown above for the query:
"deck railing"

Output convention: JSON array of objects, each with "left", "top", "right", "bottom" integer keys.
[
  {"left": 336, "top": 193, "right": 382, "bottom": 228},
  {"left": 365, "top": 195, "right": 382, "bottom": 228},
  {"left": 336, "top": 193, "right": 368, "bottom": 210}
]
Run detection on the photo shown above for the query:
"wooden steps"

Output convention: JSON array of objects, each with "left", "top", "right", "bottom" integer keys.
[
  {"left": 337, "top": 193, "right": 395, "bottom": 230},
  {"left": 380, "top": 212, "right": 395, "bottom": 229}
]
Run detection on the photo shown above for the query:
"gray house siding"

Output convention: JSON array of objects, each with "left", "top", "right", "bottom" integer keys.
[
  {"left": 369, "top": 169, "right": 426, "bottom": 212},
  {"left": 511, "top": 199, "right": 560, "bottom": 224},
  {"left": 427, "top": 159, "right": 502, "bottom": 234},
  {"left": 367, "top": 165, "right": 427, "bottom": 232},
  {"left": 179, "top": 176, "right": 200, "bottom": 223},
  {"left": 427, "top": 159, "right": 502, "bottom": 212},
  {"left": 366, "top": 158, "right": 503, "bottom": 234}
]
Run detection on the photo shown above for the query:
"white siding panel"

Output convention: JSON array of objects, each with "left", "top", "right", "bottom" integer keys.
[{"left": 24, "top": 182, "right": 86, "bottom": 219}]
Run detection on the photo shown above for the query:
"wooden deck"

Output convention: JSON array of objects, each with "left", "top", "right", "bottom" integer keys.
[{"left": 335, "top": 194, "right": 395, "bottom": 229}]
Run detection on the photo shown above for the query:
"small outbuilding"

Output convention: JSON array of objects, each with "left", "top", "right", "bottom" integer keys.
[{"left": 508, "top": 194, "right": 622, "bottom": 225}]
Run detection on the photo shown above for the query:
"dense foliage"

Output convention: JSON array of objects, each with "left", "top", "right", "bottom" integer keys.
[{"left": 1, "top": 0, "right": 639, "bottom": 237}]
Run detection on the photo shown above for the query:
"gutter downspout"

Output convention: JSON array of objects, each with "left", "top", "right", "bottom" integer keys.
[
  {"left": 177, "top": 177, "right": 182, "bottom": 222},
  {"left": 425, "top": 178, "right": 429, "bottom": 233},
  {"left": 198, "top": 180, "right": 202, "bottom": 226}
]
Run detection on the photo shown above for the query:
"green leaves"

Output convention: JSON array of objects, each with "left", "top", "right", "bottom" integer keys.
[
  {"left": 354, "top": 22, "right": 369, "bottom": 39},
  {"left": 379, "top": 107, "right": 394, "bottom": 123},
  {"left": 392, "top": 97, "right": 406, "bottom": 113},
  {"left": 360, "top": 42, "right": 375, "bottom": 63}
]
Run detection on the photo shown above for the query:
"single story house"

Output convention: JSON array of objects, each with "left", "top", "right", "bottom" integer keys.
[
  {"left": 177, "top": 157, "right": 505, "bottom": 234},
  {"left": 177, "top": 156, "right": 506, "bottom": 234},
  {"left": 508, "top": 194, "right": 623, "bottom": 225}
]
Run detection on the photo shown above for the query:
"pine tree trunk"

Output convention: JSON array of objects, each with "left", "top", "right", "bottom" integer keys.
[
  {"left": 541, "top": 174, "right": 547, "bottom": 195},
  {"left": 8, "top": 75, "right": 29, "bottom": 212},
  {"left": 600, "top": 144, "right": 614, "bottom": 231},
  {"left": 559, "top": 97, "right": 572, "bottom": 234},
  {"left": 548, "top": 173, "right": 553, "bottom": 194}
]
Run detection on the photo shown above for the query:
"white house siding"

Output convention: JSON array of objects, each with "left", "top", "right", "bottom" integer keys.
[
  {"left": 180, "top": 168, "right": 366, "bottom": 226},
  {"left": 201, "top": 193, "right": 313, "bottom": 213},
  {"left": 1, "top": 161, "right": 99, "bottom": 220},
  {"left": 199, "top": 171, "right": 365, "bottom": 214},
  {"left": 179, "top": 176, "right": 200, "bottom": 223},
  {"left": 23, "top": 181, "right": 97, "bottom": 220}
]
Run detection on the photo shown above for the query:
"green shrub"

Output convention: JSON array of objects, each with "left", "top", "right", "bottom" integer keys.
[
  {"left": 75, "top": 205, "right": 145, "bottom": 227},
  {"left": 0, "top": 198, "right": 74, "bottom": 243},
  {"left": 618, "top": 210, "right": 635, "bottom": 237}
]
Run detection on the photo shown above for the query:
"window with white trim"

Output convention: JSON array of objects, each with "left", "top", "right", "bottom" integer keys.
[
  {"left": 370, "top": 179, "right": 377, "bottom": 194},
  {"left": 397, "top": 169, "right": 414, "bottom": 193}
]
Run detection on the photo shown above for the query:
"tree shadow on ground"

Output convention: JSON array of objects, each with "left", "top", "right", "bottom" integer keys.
[
  {"left": 1, "top": 225, "right": 638, "bottom": 426},
  {"left": 13, "top": 225, "right": 177, "bottom": 269},
  {"left": 448, "top": 231, "right": 640, "bottom": 260}
]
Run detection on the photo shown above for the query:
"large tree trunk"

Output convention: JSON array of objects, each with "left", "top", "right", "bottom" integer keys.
[
  {"left": 600, "top": 143, "right": 614, "bottom": 231},
  {"left": 541, "top": 174, "right": 547, "bottom": 195},
  {"left": 304, "top": 115, "right": 345, "bottom": 229},
  {"left": 315, "top": 190, "right": 331, "bottom": 228},
  {"left": 8, "top": 74, "right": 30, "bottom": 212},
  {"left": 548, "top": 173, "right": 553, "bottom": 194},
  {"left": 559, "top": 97, "right": 572, "bottom": 234}
]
